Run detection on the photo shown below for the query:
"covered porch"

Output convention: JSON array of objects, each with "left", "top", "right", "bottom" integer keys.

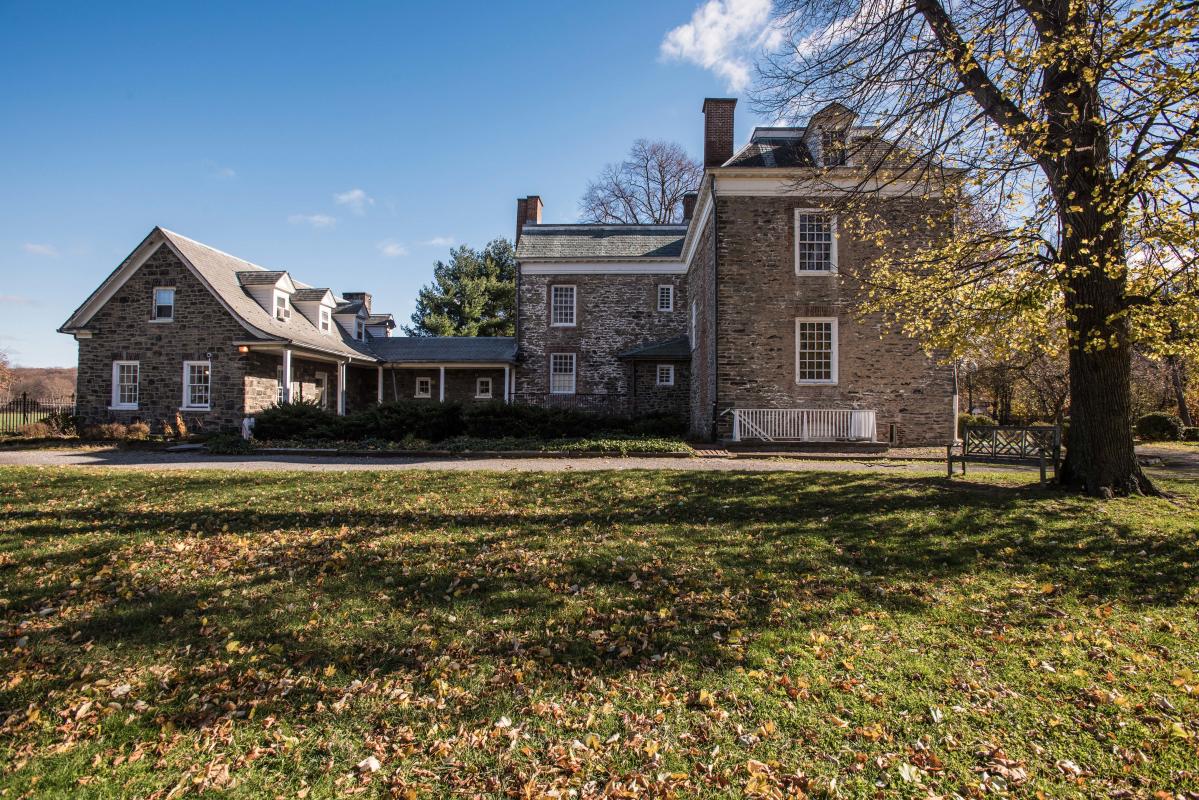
[{"left": 369, "top": 336, "right": 517, "bottom": 406}]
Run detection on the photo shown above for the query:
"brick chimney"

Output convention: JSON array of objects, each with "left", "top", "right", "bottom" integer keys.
[
  {"left": 342, "top": 292, "right": 371, "bottom": 313},
  {"left": 702, "top": 98, "right": 737, "bottom": 168},
  {"left": 515, "top": 195, "right": 543, "bottom": 242},
  {"left": 682, "top": 191, "right": 698, "bottom": 222}
]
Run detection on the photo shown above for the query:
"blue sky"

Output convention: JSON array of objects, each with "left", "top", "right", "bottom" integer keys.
[{"left": 0, "top": 0, "right": 776, "bottom": 367}]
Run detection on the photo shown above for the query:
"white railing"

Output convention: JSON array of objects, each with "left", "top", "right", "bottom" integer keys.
[{"left": 731, "top": 408, "right": 877, "bottom": 442}]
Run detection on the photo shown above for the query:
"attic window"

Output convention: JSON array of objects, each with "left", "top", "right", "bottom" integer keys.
[
  {"left": 821, "top": 130, "right": 848, "bottom": 167},
  {"left": 274, "top": 292, "right": 291, "bottom": 321},
  {"left": 355, "top": 319, "right": 366, "bottom": 341},
  {"left": 319, "top": 307, "right": 332, "bottom": 334},
  {"left": 152, "top": 287, "right": 175, "bottom": 321}
]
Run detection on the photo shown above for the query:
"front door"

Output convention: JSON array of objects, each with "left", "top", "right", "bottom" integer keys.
[{"left": 314, "top": 371, "right": 329, "bottom": 409}]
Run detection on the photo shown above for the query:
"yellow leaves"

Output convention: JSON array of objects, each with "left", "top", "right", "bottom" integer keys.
[
  {"left": 225, "top": 640, "right": 241, "bottom": 653},
  {"left": 855, "top": 722, "right": 886, "bottom": 742}
]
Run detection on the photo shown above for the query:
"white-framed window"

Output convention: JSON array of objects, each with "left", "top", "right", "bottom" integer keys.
[
  {"left": 182, "top": 360, "right": 212, "bottom": 410},
  {"left": 550, "top": 285, "right": 576, "bottom": 326},
  {"left": 314, "top": 371, "right": 329, "bottom": 409},
  {"left": 689, "top": 300, "right": 697, "bottom": 349},
  {"left": 151, "top": 287, "right": 175, "bottom": 322},
  {"left": 821, "top": 130, "right": 848, "bottom": 166},
  {"left": 319, "top": 307, "right": 332, "bottom": 334},
  {"left": 274, "top": 291, "right": 291, "bottom": 321},
  {"left": 276, "top": 366, "right": 285, "bottom": 404},
  {"left": 656, "top": 364, "right": 675, "bottom": 386},
  {"left": 795, "top": 318, "right": 838, "bottom": 384},
  {"left": 415, "top": 377, "right": 432, "bottom": 398},
  {"left": 794, "top": 211, "right": 837, "bottom": 274},
  {"left": 110, "top": 361, "right": 139, "bottom": 409},
  {"left": 475, "top": 377, "right": 493, "bottom": 399},
  {"left": 356, "top": 319, "right": 366, "bottom": 341},
  {"left": 549, "top": 353, "right": 576, "bottom": 395},
  {"left": 657, "top": 284, "right": 674, "bottom": 312}
]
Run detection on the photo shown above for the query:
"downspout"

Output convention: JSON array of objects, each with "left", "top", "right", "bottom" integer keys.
[{"left": 710, "top": 176, "right": 721, "bottom": 441}]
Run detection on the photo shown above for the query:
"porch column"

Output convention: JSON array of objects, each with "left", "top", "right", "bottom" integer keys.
[
  {"left": 377, "top": 366, "right": 384, "bottom": 404},
  {"left": 281, "top": 348, "right": 293, "bottom": 404},
  {"left": 337, "top": 361, "right": 347, "bottom": 416},
  {"left": 503, "top": 365, "right": 511, "bottom": 404},
  {"left": 438, "top": 366, "right": 445, "bottom": 402}
]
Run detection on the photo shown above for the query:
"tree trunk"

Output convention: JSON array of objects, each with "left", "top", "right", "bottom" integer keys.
[{"left": 1167, "top": 355, "right": 1193, "bottom": 427}]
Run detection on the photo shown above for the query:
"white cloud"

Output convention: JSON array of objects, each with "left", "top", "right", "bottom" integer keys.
[
  {"left": 660, "top": 0, "right": 781, "bottom": 91},
  {"left": 288, "top": 213, "right": 336, "bottom": 229},
  {"left": 421, "top": 236, "right": 456, "bottom": 247},
  {"left": 0, "top": 294, "right": 32, "bottom": 305},
  {"left": 377, "top": 239, "right": 408, "bottom": 257},
  {"left": 334, "top": 188, "right": 374, "bottom": 215},
  {"left": 21, "top": 242, "right": 58, "bottom": 257},
  {"left": 215, "top": 166, "right": 236, "bottom": 178}
]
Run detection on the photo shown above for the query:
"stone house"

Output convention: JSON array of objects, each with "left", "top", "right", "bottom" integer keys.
[
  {"left": 513, "top": 98, "right": 958, "bottom": 446},
  {"left": 59, "top": 228, "right": 515, "bottom": 433}
]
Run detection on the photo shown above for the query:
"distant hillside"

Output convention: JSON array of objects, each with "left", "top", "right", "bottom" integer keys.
[{"left": 4, "top": 367, "right": 77, "bottom": 398}]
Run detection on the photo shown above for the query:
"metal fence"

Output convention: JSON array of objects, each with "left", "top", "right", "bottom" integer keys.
[{"left": 0, "top": 393, "right": 76, "bottom": 434}]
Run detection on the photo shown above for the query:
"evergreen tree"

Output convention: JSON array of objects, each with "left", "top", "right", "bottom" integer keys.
[{"left": 404, "top": 239, "right": 516, "bottom": 337}]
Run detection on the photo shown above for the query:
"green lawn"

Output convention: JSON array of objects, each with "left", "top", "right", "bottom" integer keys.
[{"left": 1, "top": 467, "right": 1196, "bottom": 799}]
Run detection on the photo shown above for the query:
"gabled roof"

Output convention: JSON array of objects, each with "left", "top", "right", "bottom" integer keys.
[
  {"left": 369, "top": 336, "right": 516, "bottom": 364},
  {"left": 617, "top": 335, "right": 691, "bottom": 361},
  {"left": 366, "top": 313, "right": 396, "bottom": 327},
  {"left": 725, "top": 137, "right": 815, "bottom": 168},
  {"left": 237, "top": 270, "right": 289, "bottom": 287},
  {"left": 334, "top": 300, "right": 368, "bottom": 316},
  {"left": 516, "top": 225, "right": 687, "bottom": 261},
  {"left": 59, "top": 227, "right": 377, "bottom": 361},
  {"left": 292, "top": 288, "right": 334, "bottom": 303}
]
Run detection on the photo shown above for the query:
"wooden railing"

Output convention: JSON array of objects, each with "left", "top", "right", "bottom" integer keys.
[{"left": 731, "top": 408, "right": 876, "bottom": 442}]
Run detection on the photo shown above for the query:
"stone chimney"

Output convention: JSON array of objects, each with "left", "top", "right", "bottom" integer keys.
[
  {"left": 342, "top": 292, "right": 371, "bottom": 313},
  {"left": 702, "top": 98, "right": 737, "bottom": 168},
  {"left": 682, "top": 191, "right": 698, "bottom": 222},
  {"left": 515, "top": 195, "right": 543, "bottom": 242}
]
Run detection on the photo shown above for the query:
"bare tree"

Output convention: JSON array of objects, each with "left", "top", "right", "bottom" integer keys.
[
  {"left": 0, "top": 349, "right": 11, "bottom": 396},
  {"left": 755, "top": 0, "right": 1199, "bottom": 496},
  {"left": 580, "top": 139, "right": 702, "bottom": 224}
]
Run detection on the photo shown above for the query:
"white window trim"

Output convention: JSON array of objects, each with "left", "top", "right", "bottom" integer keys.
[
  {"left": 110, "top": 360, "right": 139, "bottom": 410},
  {"left": 655, "top": 364, "right": 675, "bottom": 387},
  {"left": 794, "top": 209, "right": 838, "bottom": 275},
  {"left": 314, "top": 370, "right": 329, "bottom": 409},
  {"left": 549, "top": 284, "right": 577, "bottom": 327},
  {"left": 150, "top": 287, "right": 175, "bottom": 323},
  {"left": 795, "top": 317, "right": 839, "bottom": 385},
  {"left": 356, "top": 319, "right": 366, "bottom": 341},
  {"left": 549, "top": 352, "right": 577, "bottom": 395},
  {"left": 181, "top": 360, "right": 212, "bottom": 411},
  {"left": 414, "top": 377, "right": 432, "bottom": 398},
  {"left": 689, "top": 300, "right": 697, "bottom": 350},
  {"left": 274, "top": 291, "right": 291, "bottom": 321},
  {"left": 475, "top": 377, "right": 493, "bottom": 399},
  {"left": 657, "top": 284, "right": 674, "bottom": 312},
  {"left": 319, "top": 307, "right": 332, "bottom": 334}
]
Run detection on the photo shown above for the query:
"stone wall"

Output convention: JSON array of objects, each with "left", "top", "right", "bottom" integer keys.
[
  {"left": 516, "top": 272, "right": 688, "bottom": 404},
  {"left": 74, "top": 245, "right": 251, "bottom": 433},
  {"left": 709, "top": 195, "right": 957, "bottom": 445},
  {"left": 686, "top": 218, "right": 717, "bottom": 438},
  {"left": 380, "top": 367, "right": 507, "bottom": 404},
  {"left": 631, "top": 360, "right": 691, "bottom": 419}
]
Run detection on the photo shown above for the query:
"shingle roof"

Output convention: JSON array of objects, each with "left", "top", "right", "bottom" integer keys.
[
  {"left": 516, "top": 225, "right": 687, "bottom": 261},
  {"left": 159, "top": 229, "right": 377, "bottom": 361},
  {"left": 617, "top": 335, "right": 691, "bottom": 361},
  {"left": 293, "top": 288, "right": 332, "bottom": 302},
  {"left": 725, "top": 137, "right": 815, "bottom": 168},
  {"left": 334, "top": 300, "right": 366, "bottom": 315},
  {"left": 237, "top": 270, "right": 287, "bottom": 286},
  {"left": 366, "top": 314, "right": 395, "bottom": 326},
  {"left": 369, "top": 336, "right": 516, "bottom": 364}
]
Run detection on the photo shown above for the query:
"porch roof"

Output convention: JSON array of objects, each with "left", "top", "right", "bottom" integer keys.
[
  {"left": 617, "top": 335, "right": 691, "bottom": 361},
  {"left": 369, "top": 336, "right": 516, "bottom": 364}
]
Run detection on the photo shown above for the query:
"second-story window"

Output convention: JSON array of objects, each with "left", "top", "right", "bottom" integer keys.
[
  {"left": 821, "top": 129, "right": 848, "bottom": 166},
  {"left": 319, "top": 307, "right": 332, "bottom": 334},
  {"left": 795, "top": 212, "right": 837, "bottom": 274},
  {"left": 657, "top": 285, "right": 674, "bottom": 312},
  {"left": 550, "top": 285, "right": 576, "bottom": 326},
  {"left": 152, "top": 287, "right": 175, "bottom": 321},
  {"left": 274, "top": 292, "right": 291, "bottom": 321},
  {"left": 355, "top": 319, "right": 366, "bottom": 340}
]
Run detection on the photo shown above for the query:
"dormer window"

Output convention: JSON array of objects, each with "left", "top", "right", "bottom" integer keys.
[
  {"left": 274, "top": 292, "right": 291, "bottom": 321},
  {"left": 821, "top": 130, "right": 848, "bottom": 167},
  {"left": 319, "top": 307, "right": 332, "bottom": 334},
  {"left": 355, "top": 319, "right": 365, "bottom": 340},
  {"left": 151, "top": 287, "right": 175, "bottom": 322}
]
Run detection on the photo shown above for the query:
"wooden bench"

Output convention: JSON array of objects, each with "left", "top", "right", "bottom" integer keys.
[{"left": 947, "top": 425, "right": 1062, "bottom": 483}]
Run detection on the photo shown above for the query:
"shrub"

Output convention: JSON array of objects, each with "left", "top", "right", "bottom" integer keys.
[
  {"left": 174, "top": 412, "right": 189, "bottom": 440},
  {"left": 366, "top": 401, "right": 465, "bottom": 442},
  {"left": 160, "top": 419, "right": 176, "bottom": 439},
  {"left": 1183, "top": 426, "right": 1199, "bottom": 442},
  {"left": 82, "top": 422, "right": 128, "bottom": 440},
  {"left": 205, "top": 433, "right": 253, "bottom": 454},
  {"left": 125, "top": 422, "right": 151, "bottom": 441},
  {"left": 19, "top": 422, "right": 53, "bottom": 438},
  {"left": 252, "top": 400, "right": 340, "bottom": 440},
  {"left": 1135, "top": 412, "right": 1184, "bottom": 441},
  {"left": 957, "top": 412, "right": 997, "bottom": 439},
  {"left": 43, "top": 410, "right": 78, "bottom": 436}
]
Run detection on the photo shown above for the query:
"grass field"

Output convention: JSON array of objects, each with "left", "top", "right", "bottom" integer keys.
[{"left": 1, "top": 466, "right": 1197, "bottom": 798}]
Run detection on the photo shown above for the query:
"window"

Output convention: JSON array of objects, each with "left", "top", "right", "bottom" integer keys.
[
  {"left": 182, "top": 361, "right": 211, "bottom": 410},
  {"left": 111, "top": 361, "right": 139, "bottom": 409},
  {"left": 795, "top": 212, "right": 837, "bottom": 273},
  {"left": 796, "top": 318, "right": 838, "bottom": 384},
  {"left": 314, "top": 371, "right": 329, "bottom": 409},
  {"left": 151, "top": 287, "right": 175, "bottom": 321},
  {"left": 276, "top": 366, "right": 285, "bottom": 404},
  {"left": 689, "top": 300, "right": 697, "bottom": 349},
  {"left": 415, "top": 377, "right": 432, "bottom": 398},
  {"left": 550, "top": 285, "right": 576, "bottom": 326},
  {"left": 274, "top": 292, "right": 291, "bottom": 321},
  {"left": 821, "top": 129, "right": 848, "bottom": 166},
  {"left": 319, "top": 307, "right": 332, "bottom": 334},
  {"left": 475, "top": 377, "right": 493, "bottom": 399},
  {"left": 657, "top": 284, "right": 674, "bottom": 312},
  {"left": 549, "top": 353, "right": 576, "bottom": 395},
  {"left": 355, "top": 319, "right": 366, "bottom": 341},
  {"left": 656, "top": 364, "right": 675, "bottom": 387}
]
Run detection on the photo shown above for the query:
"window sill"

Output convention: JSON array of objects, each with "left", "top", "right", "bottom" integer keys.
[
  {"left": 148, "top": 318, "right": 174, "bottom": 324},
  {"left": 179, "top": 406, "right": 211, "bottom": 412},
  {"left": 794, "top": 270, "right": 837, "bottom": 276},
  {"left": 656, "top": 383, "right": 675, "bottom": 388},
  {"left": 474, "top": 395, "right": 493, "bottom": 400},
  {"left": 414, "top": 395, "right": 431, "bottom": 399},
  {"left": 549, "top": 324, "right": 577, "bottom": 328},
  {"left": 549, "top": 391, "right": 576, "bottom": 396},
  {"left": 795, "top": 381, "right": 838, "bottom": 386}
]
